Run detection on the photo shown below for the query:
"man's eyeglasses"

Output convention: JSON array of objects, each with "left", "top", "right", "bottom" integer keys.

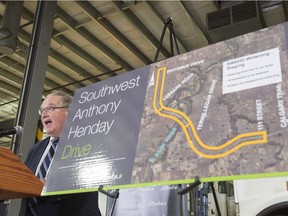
[{"left": 39, "top": 105, "right": 69, "bottom": 115}]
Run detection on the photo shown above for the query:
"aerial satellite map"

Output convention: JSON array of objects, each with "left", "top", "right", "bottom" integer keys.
[{"left": 132, "top": 23, "right": 288, "bottom": 184}]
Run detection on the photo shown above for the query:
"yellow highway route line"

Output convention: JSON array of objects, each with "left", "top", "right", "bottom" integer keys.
[{"left": 153, "top": 67, "right": 267, "bottom": 159}]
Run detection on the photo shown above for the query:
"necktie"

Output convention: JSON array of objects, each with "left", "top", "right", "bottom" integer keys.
[
  {"left": 37, "top": 137, "right": 59, "bottom": 179},
  {"left": 27, "top": 137, "right": 59, "bottom": 216}
]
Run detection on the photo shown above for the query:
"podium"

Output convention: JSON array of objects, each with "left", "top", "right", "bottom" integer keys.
[{"left": 0, "top": 147, "right": 43, "bottom": 200}]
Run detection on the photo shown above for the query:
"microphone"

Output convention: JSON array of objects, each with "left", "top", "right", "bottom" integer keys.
[{"left": 0, "top": 126, "right": 23, "bottom": 138}]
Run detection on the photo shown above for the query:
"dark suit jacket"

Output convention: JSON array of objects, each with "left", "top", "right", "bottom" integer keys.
[{"left": 19, "top": 137, "right": 101, "bottom": 216}]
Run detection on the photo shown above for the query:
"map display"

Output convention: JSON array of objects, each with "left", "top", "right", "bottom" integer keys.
[
  {"left": 132, "top": 23, "right": 288, "bottom": 184},
  {"left": 43, "top": 22, "right": 288, "bottom": 196}
]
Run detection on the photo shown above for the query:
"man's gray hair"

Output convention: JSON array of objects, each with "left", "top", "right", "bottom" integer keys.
[{"left": 47, "top": 91, "right": 73, "bottom": 107}]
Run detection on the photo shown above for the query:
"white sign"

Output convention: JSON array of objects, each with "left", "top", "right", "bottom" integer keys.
[{"left": 223, "top": 48, "right": 282, "bottom": 94}]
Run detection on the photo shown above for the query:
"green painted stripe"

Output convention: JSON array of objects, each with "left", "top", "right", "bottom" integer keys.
[{"left": 42, "top": 171, "right": 288, "bottom": 196}]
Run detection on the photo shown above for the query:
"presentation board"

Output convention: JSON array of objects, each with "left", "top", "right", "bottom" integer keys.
[
  {"left": 107, "top": 185, "right": 185, "bottom": 216},
  {"left": 43, "top": 22, "right": 288, "bottom": 196}
]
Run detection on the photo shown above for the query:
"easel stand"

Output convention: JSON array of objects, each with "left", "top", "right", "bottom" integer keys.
[
  {"left": 177, "top": 176, "right": 201, "bottom": 216},
  {"left": 154, "top": 17, "right": 180, "bottom": 62},
  {"left": 208, "top": 182, "right": 222, "bottom": 216},
  {"left": 98, "top": 185, "right": 119, "bottom": 216},
  {"left": 177, "top": 177, "right": 222, "bottom": 216}
]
